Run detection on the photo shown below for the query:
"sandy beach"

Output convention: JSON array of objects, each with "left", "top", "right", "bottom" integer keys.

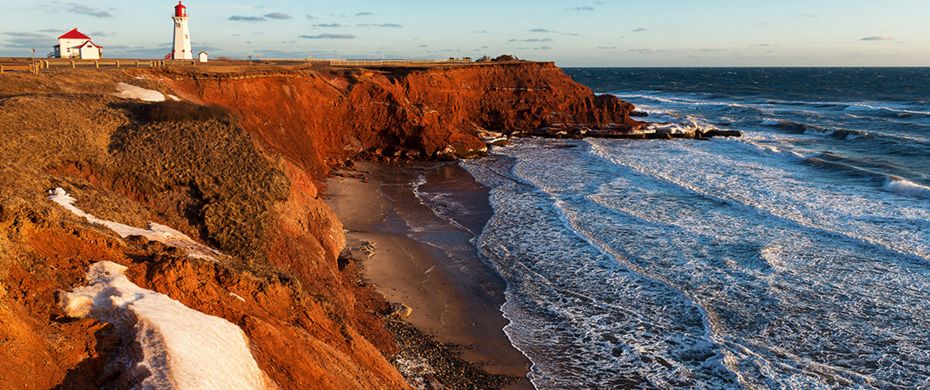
[{"left": 325, "top": 161, "right": 531, "bottom": 389}]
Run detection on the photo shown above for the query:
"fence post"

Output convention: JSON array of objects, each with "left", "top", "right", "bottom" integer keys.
[
  {"left": 71, "top": 60, "right": 75, "bottom": 69},
  {"left": 116, "top": 60, "right": 120, "bottom": 68},
  {"left": 1, "top": 65, "right": 4, "bottom": 75},
  {"left": 95, "top": 61, "right": 100, "bottom": 69}
]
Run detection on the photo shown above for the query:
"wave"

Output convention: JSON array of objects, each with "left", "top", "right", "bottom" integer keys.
[
  {"left": 619, "top": 92, "right": 930, "bottom": 127},
  {"left": 410, "top": 173, "right": 476, "bottom": 236},
  {"left": 761, "top": 119, "right": 819, "bottom": 133},
  {"left": 646, "top": 116, "right": 720, "bottom": 135},
  {"left": 613, "top": 92, "right": 760, "bottom": 111},
  {"left": 884, "top": 177, "right": 930, "bottom": 199},
  {"left": 761, "top": 118, "right": 930, "bottom": 146},
  {"left": 844, "top": 103, "right": 930, "bottom": 118}
]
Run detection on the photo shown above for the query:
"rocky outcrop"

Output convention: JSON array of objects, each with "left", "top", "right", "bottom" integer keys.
[{"left": 162, "top": 62, "right": 640, "bottom": 175}]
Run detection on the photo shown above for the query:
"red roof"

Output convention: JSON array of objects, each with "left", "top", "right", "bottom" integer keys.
[
  {"left": 58, "top": 28, "right": 91, "bottom": 40},
  {"left": 175, "top": 1, "right": 187, "bottom": 17},
  {"left": 79, "top": 40, "right": 103, "bottom": 49}
]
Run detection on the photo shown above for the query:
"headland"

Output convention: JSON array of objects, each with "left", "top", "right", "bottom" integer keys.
[{"left": 0, "top": 59, "right": 720, "bottom": 388}]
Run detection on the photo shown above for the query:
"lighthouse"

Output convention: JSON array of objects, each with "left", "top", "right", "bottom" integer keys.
[{"left": 171, "top": 1, "right": 193, "bottom": 60}]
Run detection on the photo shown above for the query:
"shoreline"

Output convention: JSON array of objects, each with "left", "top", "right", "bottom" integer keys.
[{"left": 325, "top": 161, "right": 532, "bottom": 389}]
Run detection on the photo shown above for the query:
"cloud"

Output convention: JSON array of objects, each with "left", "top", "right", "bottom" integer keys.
[
  {"left": 38, "top": 28, "right": 62, "bottom": 33},
  {"left": 67, "top": 3, "right": 112, "bottom": 18},
  {"left": 300, "top": 33, "right": 357, "bottom": 39},
  {"left": 1, "top": 32, "right": 54, "bottom": 49},
  {"left": 562, "top": 32, "right": 580, "bottom": 36},
  {"left": 516, "top": 45, "right": 553, "bottom": 50},
  {"left": 860, "top": 35, "right": 893, "bottom": 41},
  {"left": 472, "top": 30, "right": 490, "bottom": 34},
  {"left": 628, "top": 48, "right": 667, "bottom": 54},
  {"left": 530, "top": 28, "right": 555, "bottom": 33},
  {"left": 632, "top": 27, "right": 648, "bottom": 32},
  {"left": 355, "top": 12, "right": 373, "bottom": 17},
  {"left": 357, "top": 23, "right": 402, "bottom": 28},
  {"left": 418, "top": 44, "right": 429, "bottom": 48},
  {"left": 229, "top": 16, "right": 266, "bottom": 22},
  {"left": 597, "top": 46, "right": 617, "bottom": 50},
  {"left": 306, "top": 14, "right": 316, "bottom": 20},
  {"left": 264, "top": 12, "right": 292, "bottom": 20},
  {"left": 313, "top": 23, "right": 345, "bottom": 28},
  {"left": 89, "top": 31, "right": 115, "bottom": 37},
  {"left": 510, "top": 38, "right": 552, "bottom": 42},
  {"left": 567, "top": 6, "right": 595, "bottom": 11}
]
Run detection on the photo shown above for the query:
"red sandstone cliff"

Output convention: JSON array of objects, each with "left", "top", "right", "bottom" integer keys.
[
  {"left": 164, "top": 61, "right": 638, "bottom": 177},
  {"left": 0, "top": 62, "right": 637, "bottom": 389}
]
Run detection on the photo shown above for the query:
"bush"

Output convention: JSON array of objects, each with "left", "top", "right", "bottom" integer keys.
[
  {"left": 133, "top": 101, "right": 230, "bottom": 123},
  {"left": 493, "top": 54, "right": 520, "bottom": 62}
]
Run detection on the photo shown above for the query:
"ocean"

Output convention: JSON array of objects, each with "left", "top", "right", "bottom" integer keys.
[{"left": 458, "top": 68, "right": 930, "bottom": 388}]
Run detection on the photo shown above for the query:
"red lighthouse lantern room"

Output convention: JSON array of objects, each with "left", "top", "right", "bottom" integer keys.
[{"left": 175, "top": 1, "right": 187, "bottom": 17}]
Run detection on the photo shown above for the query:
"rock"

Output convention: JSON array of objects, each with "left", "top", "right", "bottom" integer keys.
[
  {"left": 631, "top": 111, "right": 649, "bottom": 117},
  {"left": 704, "top": 129, "right": 742, "bottom": 138},
  {"left": 436, "top": 146, "right": 457, "bottom": 161},
  {"left": 164, "top": 62, "right": 642, "bottom": 172},
  {"left": 388, "top": 303, "right": 414, "bottom": 319}
]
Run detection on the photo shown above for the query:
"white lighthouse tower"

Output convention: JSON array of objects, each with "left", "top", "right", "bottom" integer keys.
[{"left": 171, "top": 1, "right": 193, "bottom": 60}]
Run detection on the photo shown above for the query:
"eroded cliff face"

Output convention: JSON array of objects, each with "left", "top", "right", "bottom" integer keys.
[
  {"left": 163, "top": 62, "right": 638, "bottom": 177},
  {"left": 0, "top": 62, "right": 637, "bottom": 389}
]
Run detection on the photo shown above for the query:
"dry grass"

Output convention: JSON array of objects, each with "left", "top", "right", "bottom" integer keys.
[
  {"left": 0, "top": 71, "right": 290, "bottom": 269},
  {"left": 108, "top": 106, "right": 290, "bottom": 265}
]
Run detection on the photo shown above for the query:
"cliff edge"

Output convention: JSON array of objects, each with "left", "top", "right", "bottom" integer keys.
[{"left": 0, "top": 62, "right": 637, "bottom": 389}]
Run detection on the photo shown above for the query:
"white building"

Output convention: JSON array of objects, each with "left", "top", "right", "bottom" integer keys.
[
  {"left": 198, "top": 51, "right": 209, "bottom": 63},
  {"left": 53, "top": 28, "right": 103, "bottom": 60},
  {"left": 171, "top": 1, "right": 193, "bottom": 60}
]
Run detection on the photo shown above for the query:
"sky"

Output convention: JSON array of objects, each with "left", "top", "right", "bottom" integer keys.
[{"left": 1, "top": 0, "right": 928, "bottom": 67}]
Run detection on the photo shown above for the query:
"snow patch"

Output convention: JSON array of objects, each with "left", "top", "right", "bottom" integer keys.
[
  {"left": 114, "top": 82, "right": 166, "bottom": 102},
  {"left": 60, "top": 261, "right": 272, "bottom": 389},
  {"left": 48, "top": 188, "right": 221, "bottom": 261}
]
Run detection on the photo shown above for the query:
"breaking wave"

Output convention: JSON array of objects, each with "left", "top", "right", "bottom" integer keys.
[{"left": 884, "top": 177, "right": 930, "bottom": 199}]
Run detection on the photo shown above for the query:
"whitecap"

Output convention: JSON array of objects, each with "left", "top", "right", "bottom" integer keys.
[{"left": 884, "top": 177, "right": 930, "bottom": 200}]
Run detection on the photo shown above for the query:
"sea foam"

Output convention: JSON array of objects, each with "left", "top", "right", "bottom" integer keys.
[{"left": 884, "top": 177, "right": 930, "bottom": 199}]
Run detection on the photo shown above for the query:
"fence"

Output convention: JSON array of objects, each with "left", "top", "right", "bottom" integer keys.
[
  {"left": 1, "top": 59, "right": 199, "bottom": 75},
  {"left": 0, "top": 64, "right": 38, "bottom": 74},
  {"left": 42, "top": 59, "right": 168, "bottom": 69},
  {"left": 327, "top": 58, "right": 473, "bottom": 66}
]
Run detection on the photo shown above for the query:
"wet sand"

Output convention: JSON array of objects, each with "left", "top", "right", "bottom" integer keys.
[{"left": 325, "top": 161, "right": 532, "bottom": 389}]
